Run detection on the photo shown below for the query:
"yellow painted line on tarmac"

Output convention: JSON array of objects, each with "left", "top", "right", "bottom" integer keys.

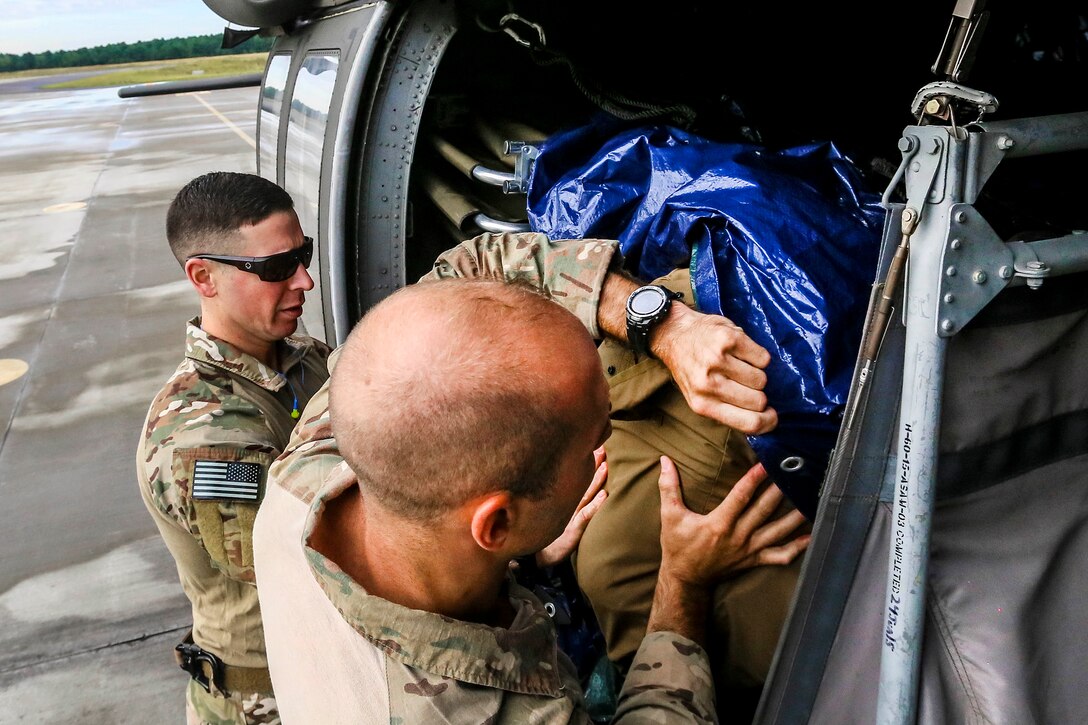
[
  {"left": 0, "top": 359, "right": 29, "bottom": 387},
  {"left": 43, "top": 201, "right": 87, "bottom": 214},
  {"left": 192, "top": 93, "right": 256, "bottom": 150}
]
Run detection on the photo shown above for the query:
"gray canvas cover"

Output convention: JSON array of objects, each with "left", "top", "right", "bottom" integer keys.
[{"left": 757, "top": 205, "right": 1088, "bottom": 723}]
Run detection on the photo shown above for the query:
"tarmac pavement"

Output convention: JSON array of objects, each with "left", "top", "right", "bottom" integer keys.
[{"left": 0, "top": 81, "right": 260, "bottom": 723}]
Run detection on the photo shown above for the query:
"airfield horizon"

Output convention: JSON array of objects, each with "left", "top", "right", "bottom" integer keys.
[{"left": 0, "top": 52, "right": 268, "bottom": 90}]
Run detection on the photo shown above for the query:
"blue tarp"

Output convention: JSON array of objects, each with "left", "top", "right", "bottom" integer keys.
[{"left": 527, "top": 119, "right": 885, "bottom": 518}]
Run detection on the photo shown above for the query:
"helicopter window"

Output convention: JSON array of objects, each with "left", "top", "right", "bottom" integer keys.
[
  {"left": 284, "top": 51, "right": 339, "bottom": 232},
  {"left": 259, "top": 52, "right": 292, "bottom": 183},
  {"left": 284, "top": 50, "right": 340, "bottom": 343}
]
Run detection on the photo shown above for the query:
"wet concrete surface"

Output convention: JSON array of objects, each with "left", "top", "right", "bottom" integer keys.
[{"left": 0, "top": 80, "right": 259, "bottom": 723}]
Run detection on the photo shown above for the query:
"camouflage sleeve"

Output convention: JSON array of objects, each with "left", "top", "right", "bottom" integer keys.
[
  {"left": 171, "top": 443, "right": 274, "bottom": 585},
  {"left": 422, "top": 232, "right": 620, "bottom": 339},
  {"left": 611, "top": 632, "right": 717, "bottom": 724},
  {"left": 143, "top": 385, "right": 279, "bottom": 585}
]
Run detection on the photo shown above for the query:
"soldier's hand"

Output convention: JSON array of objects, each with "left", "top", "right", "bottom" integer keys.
[
  {"left": 535, "top": 446, "right": 608, "bottom": 567},
  {"left": 657, "top": 456, "right": 809, "bottom": 587},
  {"left": 652, "top": 303, "right": 778, "bottom": 435}
]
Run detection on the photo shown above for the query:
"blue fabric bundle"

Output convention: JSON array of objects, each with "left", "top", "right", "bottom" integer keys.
[{"left": 527, "top": 119, "right": 886, "bottom": 518}]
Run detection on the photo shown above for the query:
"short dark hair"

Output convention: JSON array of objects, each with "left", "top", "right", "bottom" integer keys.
[{"left": 165, "top": 171, "right": 295, "bottom": 265}]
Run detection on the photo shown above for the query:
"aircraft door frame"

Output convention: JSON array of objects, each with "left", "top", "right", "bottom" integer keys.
[
  {"left": 343, "top": 0, "right": 457, "bottom": 336},
  {"left": 261, "top": 1, "right": 392, "bottom": 345}
]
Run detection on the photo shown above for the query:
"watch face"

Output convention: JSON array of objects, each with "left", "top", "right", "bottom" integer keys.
[{"left": 629, "top": 286, "right": 667, "bottom": 316}]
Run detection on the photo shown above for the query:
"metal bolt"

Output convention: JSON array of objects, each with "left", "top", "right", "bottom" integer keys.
[
  {"left": 944, "top": 293, "right": 956, "bottom": 304},
  {"left": 1024, "top": 261, "right": 1047, "bottom": 290},
  {"left": 924, "top": 99, "right": 942, "bottom": 115},
  {"left": 950, "top": 239, "right": 962, "bottom": 250},
  {"left": 941, "top": 319, "right": 955, "bottom": 332},
  {"left": 955, "top": 211, "right": 968, "bottom": 223},
  {"left": 973, "top": 270, "right": 988, "bottom": 284},
  {"left": 929, "top": 138, "right": 941, "bottom": 155},
  {"left": 946, "top": 266, "right": 958, "bottom": 277},
  {"left": 911, "top": 161, "right": 921, "bottom": 172},
  {"left": 999, "top": 265, "right": 1013, "bottom": 279},
  {"left": 997, "top": 135, "right": 1015, "bottom": 150},
  {"left": 898, "top": 136, "right": 917, "bottom": 153}
]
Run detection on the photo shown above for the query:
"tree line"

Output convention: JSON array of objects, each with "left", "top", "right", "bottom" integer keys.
[{"left": 0, "top": 34, "right": 274, "bottom": 74}]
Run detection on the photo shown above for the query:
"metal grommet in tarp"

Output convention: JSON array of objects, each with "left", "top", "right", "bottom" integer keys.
[{"left": 780, "top": 456, "right": 805, "bottom": 473}]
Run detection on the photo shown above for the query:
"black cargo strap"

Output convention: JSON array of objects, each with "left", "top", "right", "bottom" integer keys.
[{"left": 174, "top": 630, "right": 273, "bottom": 696}]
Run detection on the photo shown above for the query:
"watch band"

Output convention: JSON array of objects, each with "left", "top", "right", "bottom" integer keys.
[
  {"left": 626, "top": 285, "right": 681, "bottom": 359},
  {"left": 628, "top": 319, "right": 653, "bottom": 358}
]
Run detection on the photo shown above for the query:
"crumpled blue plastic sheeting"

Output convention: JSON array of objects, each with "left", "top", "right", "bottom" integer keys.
[{"left": 527, "top": 119, "right": 886, "bottom": 519}]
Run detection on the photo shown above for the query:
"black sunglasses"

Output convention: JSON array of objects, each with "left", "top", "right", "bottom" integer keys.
[{"left": 189, "top": 237, "right": 314, "bottom": 282}]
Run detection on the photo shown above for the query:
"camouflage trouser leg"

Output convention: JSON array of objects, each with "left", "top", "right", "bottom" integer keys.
[{"left": 186, "top": 680, "right": 280, "bottom": 725}]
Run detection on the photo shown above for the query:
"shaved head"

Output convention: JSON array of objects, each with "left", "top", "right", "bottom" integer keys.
[{"left": 330, "top": 278, "right": 603, "bottom": 521}]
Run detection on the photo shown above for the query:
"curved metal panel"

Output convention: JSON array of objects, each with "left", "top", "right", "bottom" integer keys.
[
  {"left": 350, "top": 0, "right": 457, "bottom": 317},
  {"left": 326, "top": 2, "right": 391, "bottom": 344}
]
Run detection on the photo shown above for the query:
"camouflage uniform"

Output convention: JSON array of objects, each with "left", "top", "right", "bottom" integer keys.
[
  {"left": 258, "top": 460, "right": 718, "bottom": 724},
  {"left": 253, "top": 233, "right": 722, "bottom": 723},
  {"left": 137, "top": 319, "right": 332, "bottom": 725},
  {"left": 253, "top": 232, "right": 786, "bottom": 720}
]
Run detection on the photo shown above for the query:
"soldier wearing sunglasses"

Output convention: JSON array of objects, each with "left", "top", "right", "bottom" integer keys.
[{"left": 136, "top": 171, "right": 333, "bottom": 725}]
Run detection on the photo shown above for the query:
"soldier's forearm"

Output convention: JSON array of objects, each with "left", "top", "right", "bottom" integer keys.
[
  {"left": 598, "top": 270, "right": 640, "bottom": 344},
  {"left": 598, "top": 269, "right": 697, "bottom": 361},
  {"left": 645, "top": 571, "right": 711, "bottom": 646}
]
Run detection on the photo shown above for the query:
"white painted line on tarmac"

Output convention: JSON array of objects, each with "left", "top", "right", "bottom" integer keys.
[{"left": 191, "top": 92, "right": 256, "bottom": 150}]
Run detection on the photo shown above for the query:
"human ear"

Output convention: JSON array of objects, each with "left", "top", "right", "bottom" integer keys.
[
  {"left": 469, "top": 492, "right": 515, "bottom": 553},
  {"left": 185, "top": 259, "right": 217, "bottom": 298}
]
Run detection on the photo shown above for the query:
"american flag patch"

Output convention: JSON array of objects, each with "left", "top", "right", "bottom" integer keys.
[{"left": 191, "top": 460, "right": 263, "bottom": 501}]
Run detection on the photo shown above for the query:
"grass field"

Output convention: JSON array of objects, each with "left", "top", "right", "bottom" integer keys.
[{"left": 0, "top": 53, "right": 268, "bottom": 89}]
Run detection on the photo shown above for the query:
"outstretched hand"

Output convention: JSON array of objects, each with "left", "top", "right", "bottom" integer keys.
[
  {"left": 646, "top": 456, "right": 808, "bottom": 642},
  {"left": 657, "top": 456, "right": 809, "bottom": 587},
  {"left": 653, "top": 303, "right": 778, "bottom": 436},
  {"left": 535, "top": 446, "right": 608, "bottom": 568}
]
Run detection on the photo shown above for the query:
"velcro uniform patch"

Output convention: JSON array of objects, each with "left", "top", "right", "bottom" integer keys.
[{"left": 192, "top": 460, "right": 264, "bottom": 501}]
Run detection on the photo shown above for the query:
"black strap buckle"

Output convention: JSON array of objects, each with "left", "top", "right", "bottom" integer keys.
[{"left": 175, "top": 638, "right": 225, "bottom": 693}]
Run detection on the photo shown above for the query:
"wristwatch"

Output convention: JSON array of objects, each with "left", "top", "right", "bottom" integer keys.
[{"left": 625, "top": 285, "right": 682, "bottom": 359}]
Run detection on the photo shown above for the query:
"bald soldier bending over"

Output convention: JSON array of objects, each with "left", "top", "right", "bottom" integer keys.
[{"left": 253, "top": 278, "right": 809, "bottom": 723}]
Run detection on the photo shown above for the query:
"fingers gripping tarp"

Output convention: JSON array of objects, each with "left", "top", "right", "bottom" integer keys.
[{"left": 527, "top": 119, "right": 885, "bottom": 518}]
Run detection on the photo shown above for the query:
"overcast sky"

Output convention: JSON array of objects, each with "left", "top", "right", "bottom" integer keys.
[{"left": 3, "top": 0, "right": 232, "bottom": 55}]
